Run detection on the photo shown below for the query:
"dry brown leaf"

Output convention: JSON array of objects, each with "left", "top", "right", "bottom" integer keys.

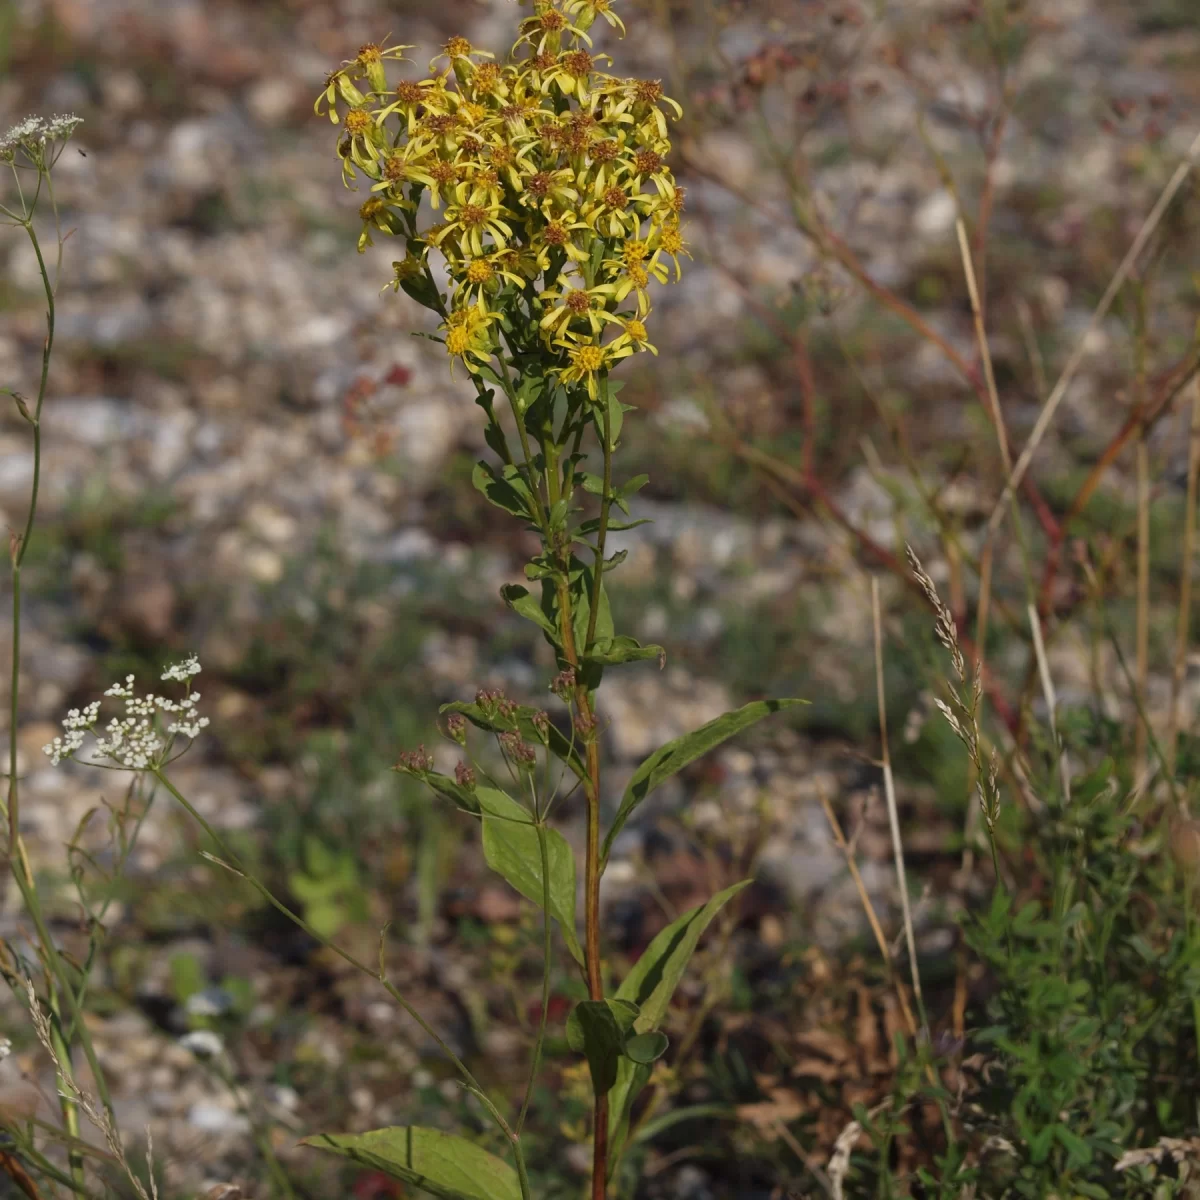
[
  {"left": 737, "top": 1087, "right": 807, "bottom": 1134},
  {"left": 793, "top": 1028, "right": 853, "bottom": 1062}
]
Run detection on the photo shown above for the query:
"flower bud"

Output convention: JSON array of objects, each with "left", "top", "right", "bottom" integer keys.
[
  {"left": 394, "top": 744, "right": 434, "bottom": 775},
  {"left": 550, "top": 668, "right": 576, "bottom": 700},
  {"left": 445, "top": 712, "right": 468, "bottom": 745}
]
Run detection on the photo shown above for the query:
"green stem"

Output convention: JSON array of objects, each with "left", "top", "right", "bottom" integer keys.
[
  {"left": 516, "top": 820, "right": 553, "bottom": 1138},
  {"left": 584, "top": 390, "right": 614, "bottom": 652},
  {"left": 3, "top": 212, "right": 115, "bottom": 1184},
  {"left": 44, "top": 983, "right": 86, "bottom": 1190},
  {"left": 498, "top": 352, "right": 549, "bottom": 529}
]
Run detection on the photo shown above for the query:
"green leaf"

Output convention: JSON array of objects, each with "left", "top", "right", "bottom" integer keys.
[
  {"left": 478, "top": 788, "right": 584, "bottom": 965},
  {"left": 607, "top": 881, "right": 750, "bottom": 1159},
  {"left": 1055, "top": 1123, "right": 1093, "bottom": 1168},
  {"left": 607, "top": 1061, "right": 652, "bottom": 1170},
  {"left": 572, "top": 567, "right": 613, "bottom": 654},
  {"left": 470, "top": 362, "right": 504, "bottom": 387},
  {"left": 587, "top": 635, "right": 664, "bottom": 667},
  {"left": 168, "top": 952, "right": 204, "bottom": 1004},
  {"left": 604, "top": 384, "right": 624, "bottom": 450},
  {"left": 472, "top": 462, "right": 531, "bottom": 521},
  {"left": 399, "top": 274, "right": 441, "bottom": 310},
  {"left": 482, "top": 419, "right": 510, "bottom": 463},
  {"left": 566, "top": 999, "right": 639, "bottom": 1094},
  {"left": 617, "top": 881, "right": 749, "bottom": 1031},
  {"left": 500, "top": 583, "right": 559, "bottom": 640},
  {"left": 624, "top": 1031, "right": 669, "bottom": 1064},
  {"left": 300, "top": 1127, "right": 521, "bottom": 1200},
  {"left": 577, "top": 517, "right": 652, "bottom": 536},
  {"left": 602, "top": 699, "right": 807, "bottom": 866},
  {"left": 614, "top": 474, "right": 649, "bottom": 515},
  {"left": 421, "top": 770, "right": 481, "bottom": 814}
]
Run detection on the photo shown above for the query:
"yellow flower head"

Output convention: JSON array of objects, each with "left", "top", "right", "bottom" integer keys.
[{"left": 320, "top": 0, "right": 677, "bottom": 396}]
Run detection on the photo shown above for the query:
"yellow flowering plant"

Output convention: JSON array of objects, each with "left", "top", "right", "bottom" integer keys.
[{"left": 299, "top": 4, "right": 799, "bottom": 1198}]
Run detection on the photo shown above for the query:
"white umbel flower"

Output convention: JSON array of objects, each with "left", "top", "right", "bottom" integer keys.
[
  {"left": 43, "top": 658, "right": 210, "bottom": 771},
  {"left": 0, "top": 113, "right": 83, "bottom": 162}
]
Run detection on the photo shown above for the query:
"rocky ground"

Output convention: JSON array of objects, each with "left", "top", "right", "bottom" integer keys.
[{"left": 1, "top": 0, "right": 1199, "bottom": 1195}]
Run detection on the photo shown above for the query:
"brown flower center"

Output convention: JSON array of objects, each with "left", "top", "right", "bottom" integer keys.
[
  {"left": 603, "top": 186, "right": 628, "bottom": 210},
  {"left": 395, "top": 81, "right": 427, "bottom": 106},
  {"left": 634, "top": 149, "right": 662, "bottom": 174},
  {"left": 562, "top": 50, "right": 594, "bottom": 78}
]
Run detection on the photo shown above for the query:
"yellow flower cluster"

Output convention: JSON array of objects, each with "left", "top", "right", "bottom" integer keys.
[{"left": 315, "top": 0, "right": 688, "bottom": 400}]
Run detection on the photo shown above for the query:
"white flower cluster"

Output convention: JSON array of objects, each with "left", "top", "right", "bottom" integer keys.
[
  {"left": 42, "top": 657, "right": 210, "bottom": 771},
  {"left": 0, "top": 113, "right": 83, "bottom": 158}
]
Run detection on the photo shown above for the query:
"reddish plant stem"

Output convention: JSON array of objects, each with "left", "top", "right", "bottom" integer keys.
[{"left": 553, "top": 576, "right": 608, "bottom": 1198}]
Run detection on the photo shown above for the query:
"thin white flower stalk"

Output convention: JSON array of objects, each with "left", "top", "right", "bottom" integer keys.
[{"left": 43, "top": 657, "right": 210, "bottom": 770}]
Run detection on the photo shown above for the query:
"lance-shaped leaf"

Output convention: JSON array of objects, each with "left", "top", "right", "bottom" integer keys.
[
  {"left": 607, "top": 881, "right": 750, "bottom": 1160},
  {"left": 478, "top": 788, "right": 584, "bottom": 965},
  {"left": 607, "top": 1061, "right": 652, "bottom": 1170},
  {"left": 300, "top": 1127, "right": 521, "bottom": 1200},
  {"left": 601, "top": 699, "right": 807, "bottom": 867}
]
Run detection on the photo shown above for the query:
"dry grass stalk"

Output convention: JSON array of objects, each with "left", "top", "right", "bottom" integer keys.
[
  {"left": 1027, "top": 603, "right": 1070, "bottom": 805},
  {"left": 872, "top": 577, "right": 926, "bottom": 1030},
  {"left": 956, "top": 218, "right": 1013, "bottom": 476},
  {"left": 817, "top": 789, "right": 919, "bottom": 1041}
]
